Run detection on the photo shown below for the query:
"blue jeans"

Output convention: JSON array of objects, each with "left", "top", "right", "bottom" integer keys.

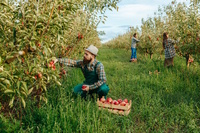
[{"left": 131, "top": 48, "right": 137, "bottom": 59}]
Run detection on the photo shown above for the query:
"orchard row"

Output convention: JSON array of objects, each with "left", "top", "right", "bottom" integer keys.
[{"left": 106, "top": 1, "right": 200, "bottom": 65}]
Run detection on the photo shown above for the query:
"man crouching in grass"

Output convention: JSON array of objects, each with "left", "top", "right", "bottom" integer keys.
[{"left": 54, "top": 45, "right": 109, "bottom": 100}]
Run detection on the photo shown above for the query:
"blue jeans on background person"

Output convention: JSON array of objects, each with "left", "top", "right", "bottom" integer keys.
[{"left": 131, "top": 48, "right": 137, "bottom": 59}]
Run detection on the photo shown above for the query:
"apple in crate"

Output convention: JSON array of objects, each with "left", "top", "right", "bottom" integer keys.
[
  {"left": 112, "top": 100, "right": 119, "bottom": 105},
  {"left": 123, "top": 99, "right": 128, "bottom": 103},
  {"left": 117, "top": 99, "right": 123, "bottom": 104},
  {"left": 106, "top": 97, "right": 113, "bottom": 103},
  {"left": 120, "top": 101, "right": 127, "bottom": 106},
  {"left": 100, "top": 97, "right": 106, "bottom": 103}
]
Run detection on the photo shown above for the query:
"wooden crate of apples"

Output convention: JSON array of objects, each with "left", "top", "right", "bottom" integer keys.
[{"left": 97, "top": 97, "right": 131, "bottom": 116}]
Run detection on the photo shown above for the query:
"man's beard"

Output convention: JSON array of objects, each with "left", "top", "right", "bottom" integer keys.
[{"left": 83, "top": 57, "right": 92, "bottom": 64}]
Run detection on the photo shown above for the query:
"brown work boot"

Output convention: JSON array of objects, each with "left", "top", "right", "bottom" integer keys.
[{"left": 133, "top": 59, "right": 137, "bottom": 62}]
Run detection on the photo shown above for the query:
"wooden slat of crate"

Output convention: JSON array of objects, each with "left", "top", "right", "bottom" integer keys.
[{"left": 98, "top": 107, "right": 131, "bottom": 116}]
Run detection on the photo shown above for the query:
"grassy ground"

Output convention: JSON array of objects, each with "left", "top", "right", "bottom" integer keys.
[{"left": 2, "top": 46, "right": 200, "bottom": 133}]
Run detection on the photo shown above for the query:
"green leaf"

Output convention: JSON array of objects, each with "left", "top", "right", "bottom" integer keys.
[
  {"left": 0, "top": 57, "right": 2, "bottom": 64},
  {"left": 22, "top": 82, "right": 28, "bottom": 91},
  {"left": 21, "top": 97, "right": 26, "bottom": 108},
  {"left": 4, "top": 89, "right": 14, "bottom": 94},
  {"left": 0, "top": 83, "right": 7, "bottom": 90},
  {"left": 17, "top": 81, "right": 20, "bottom": 89},
  {"left": 52, "top": 75, "right": 57, "bottom": 80},
  {"left": 30, "top": 41, "right": 36, "bottom": 50},
  {"left": 6, "top": 56, "right": 15, "bottom": 60},
  {"left": 48, "top": 48, "right": 52, "bottom": 54},
  {"left": 42, "top": 96, "right": 48, "bottom": 104},
  {"left": 55, "top": 80, "right": 61, "bottom": 86},
  {"left": 42, "top": 84, "right": 47, "bottom": 91},
  {"left": 20, "top": 89, "right": 27, "bottom": 97},
  {"left": 9, "top": 96, "right": 15, "bottom": 108},
  {"left": 4, "top": 79, "right": 11, "bottom": 86},
  {"left": 28, "top": 87, "right": 34, "bottom": 95}
]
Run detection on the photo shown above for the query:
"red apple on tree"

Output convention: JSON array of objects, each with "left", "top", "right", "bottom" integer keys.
[
  {"left": 38, "top": 73, "right": 42, "bottom": 78},
  {"left": 62, "top": 70, "right": 66, "bottom": 74},
  {"left": 26, "top": 71, "right": 29, "bottom": 75},
  {"left": 52, "top": 65, "right": 56, "bottom": 70},
  {"left": 21, "top": 58, "right": 24, "bottom": 63}
]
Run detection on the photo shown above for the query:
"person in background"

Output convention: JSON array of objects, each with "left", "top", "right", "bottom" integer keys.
[
  {"left": 54, "top": 45, "right": 109, "bottom": 100},
  {"left": 163, "top": 32, "right": 180, "bottom": 67},
  {"left": 130, "top": 33, "right": 140, "bottom": 62}
]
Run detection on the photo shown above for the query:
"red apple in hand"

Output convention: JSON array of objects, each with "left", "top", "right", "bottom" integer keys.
[
  {"left": 123, "top": 99, "right": 128, "bottom": 103},
  {"left": 82, "top": 85, "right": 87, "bottom": 90}
]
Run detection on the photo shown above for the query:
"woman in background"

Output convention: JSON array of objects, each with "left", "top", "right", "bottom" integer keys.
[{"left": 130, "top": 33, "right": 140, "bottom": 62}]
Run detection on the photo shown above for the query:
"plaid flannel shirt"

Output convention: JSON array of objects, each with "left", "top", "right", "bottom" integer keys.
[
  {"left": 57, "top": 58, "right": 107, "bottom": 90},
  {"left": 164, "top": 39, "right": 177, "bottom": 59}
]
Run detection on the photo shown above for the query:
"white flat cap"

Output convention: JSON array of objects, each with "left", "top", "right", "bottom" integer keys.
[{"left": 85, "top": 45, "right": 98, "bottom": 56}]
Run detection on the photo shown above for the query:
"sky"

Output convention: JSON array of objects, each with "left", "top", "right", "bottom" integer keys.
[{"left": 97, "top": 0, "right": 190, "bottom": 43}]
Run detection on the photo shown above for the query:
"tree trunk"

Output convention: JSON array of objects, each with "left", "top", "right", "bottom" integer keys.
[
  {"left": 150, "top": 53, "right": 153, "bottom": 59},
  {"left": 185, "top": 54, "right": 190, "bottom": 67}
]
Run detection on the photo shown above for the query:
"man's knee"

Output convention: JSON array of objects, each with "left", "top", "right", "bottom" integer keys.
[
  {"left": 98, "top": 84, "right": 109, "bottom": 96},
  {"left": 73, "top": 84, "right": 83, "bottom": 94}
]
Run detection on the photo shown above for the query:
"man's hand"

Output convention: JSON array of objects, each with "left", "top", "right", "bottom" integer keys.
[
  {"left": 82, "top": 85, "right": 89, "bottom": 91},
  {"left": 52, "top": 57, "right": 58, "bottom": 64}
]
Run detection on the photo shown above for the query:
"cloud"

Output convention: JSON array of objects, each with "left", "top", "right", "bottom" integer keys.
[
  {"left": 111, "top": 4, "right": 157, "bottom": 18},
  {"left": 101, "top": 4, "right": 158, "bottom": 27},
  {"left": 98, "top": 25, "right": 130, "bottom": 43},
  {"left": 98, "top": 0, "right": 190, "bottom": 43}
]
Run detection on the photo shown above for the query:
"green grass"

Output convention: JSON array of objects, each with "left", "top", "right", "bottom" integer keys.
[{"left": 3, "top": 46, "right": 200, "bottom": 133}]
